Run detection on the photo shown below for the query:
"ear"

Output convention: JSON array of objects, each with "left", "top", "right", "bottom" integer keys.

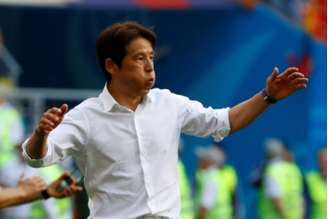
[{"left": 105, "top": 58, "right": 118, "bottom": 77}]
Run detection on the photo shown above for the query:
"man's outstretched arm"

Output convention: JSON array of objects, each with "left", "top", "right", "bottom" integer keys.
[
  {"left": 26, "top": 104, "right": 68, "bottom": 159},
  {"left": 229, "top": 67, "right": 308, "bottom": 133}
]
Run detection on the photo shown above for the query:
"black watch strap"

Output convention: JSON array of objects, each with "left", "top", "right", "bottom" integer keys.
[
  {"left": 41, "top": 189, "right": 50, "bottom": 200},
  {"left": 261, "top": 89, "right": 278, "bottom": 104}
]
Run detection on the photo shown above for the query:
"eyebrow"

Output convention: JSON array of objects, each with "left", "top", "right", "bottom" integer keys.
[{"left": 131, "top": 50, "right": 154, "bottom": 57}]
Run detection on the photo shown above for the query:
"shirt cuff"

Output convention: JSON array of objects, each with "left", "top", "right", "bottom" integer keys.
[
  {"left": 22, "top": 138, "right": 52, "bottom": 167},
  {"left": 212, "top": 107, "right": 231, "bottom": 142}
]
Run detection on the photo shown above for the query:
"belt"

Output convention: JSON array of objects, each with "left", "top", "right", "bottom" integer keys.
[{"left": 137, "top": 215, "right": 170, "bottom": 219}]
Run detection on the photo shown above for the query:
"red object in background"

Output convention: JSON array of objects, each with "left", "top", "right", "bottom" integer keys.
[
  {"left": 134, "top": 0, "right": 190, "bottom": 9},
  {"left": 288, "top": 54, "right": 312, "bottom": 78},
  {"left": 303, "top": 0, "right": 327, "bottom": 42}
]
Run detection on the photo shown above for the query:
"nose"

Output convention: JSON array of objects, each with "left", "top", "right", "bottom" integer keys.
[{"left": 144, "top": 59, "right": 154, "bottom": 73}]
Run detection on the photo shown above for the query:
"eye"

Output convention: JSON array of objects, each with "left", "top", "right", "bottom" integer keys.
[{"left": 136, "top": 56, "right": 145, "bottom": 61}]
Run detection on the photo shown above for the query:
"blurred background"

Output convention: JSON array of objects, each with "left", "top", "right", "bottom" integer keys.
[{"left": 0, "top": 0, "right": 326, "bottom": 219}]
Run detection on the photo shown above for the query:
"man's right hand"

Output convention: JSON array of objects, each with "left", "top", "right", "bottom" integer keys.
[
  {"left": 26, "top": 104, "right": 68, "bottom": 159},
  {"left": 35, "top": 104, "right": 69, "bottom": 136}
]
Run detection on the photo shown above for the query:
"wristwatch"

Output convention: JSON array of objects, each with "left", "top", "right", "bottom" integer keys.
[
  {"left": 261, "top": 89, "right": 278, "bottom": 104},
  {"left": 41, "top": 189, "right": 50, "bottom": 200}
]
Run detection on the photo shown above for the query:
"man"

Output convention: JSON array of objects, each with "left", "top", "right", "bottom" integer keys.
[
  {"left": 0, "top": 172, "right": 82, "bottom": 209},
  {"left": 194, "top": 146, "right": 225, "bottom": 219},
  {"left": 195, "top": 145, "right": 238, "bottom": 219},
  {"left": 0, "top": 65, "right": 28, "bottom": 219},
  {"left": 305, "top": 148, "right": 326, "bottom": 219},
  {"left": 257, "top": 138, "right": 304, "bottom": 219},
  {"left": 22, "top": 21, "right": 308, "bottom": 219}
]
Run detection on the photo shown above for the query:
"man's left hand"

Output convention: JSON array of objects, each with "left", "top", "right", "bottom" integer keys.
[{"left": 265, "top": 67, "right": 308, "bottom": 101}]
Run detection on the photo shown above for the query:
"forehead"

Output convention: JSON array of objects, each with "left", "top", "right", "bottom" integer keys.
[{"left": 126, "top": 37, "right": 153, "bottom": 55}]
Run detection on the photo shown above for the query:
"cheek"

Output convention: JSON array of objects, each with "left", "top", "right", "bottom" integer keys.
[{"left": 127, "top": 62, "right": 144, "bottom": 73}]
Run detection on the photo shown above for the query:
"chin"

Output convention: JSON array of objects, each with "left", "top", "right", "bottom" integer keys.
[
  {"left": 144, "top": 88, "right": 151, "bottom": 94},
  {"left": 139, "top": 88, "right": 150, "bottom": 96}
]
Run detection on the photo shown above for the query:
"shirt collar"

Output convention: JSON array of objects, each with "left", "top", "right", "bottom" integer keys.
[
  {"left": 99, "top": 84, "right": 118, "bottom": 112},
  {"left": 99, "top": 84, "right": 153, "bottom": 112}
]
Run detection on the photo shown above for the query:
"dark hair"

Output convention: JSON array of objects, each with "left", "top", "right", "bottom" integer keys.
[{"left": 96, "top": 21, "right": 156, "bottom": 82}]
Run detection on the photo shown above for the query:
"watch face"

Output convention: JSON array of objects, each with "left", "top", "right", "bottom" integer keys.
[{"left": 261, "top": 90, "right": 277, "bottom": 104}]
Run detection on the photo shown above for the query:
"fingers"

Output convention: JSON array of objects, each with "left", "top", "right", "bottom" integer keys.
[
  {"left": 62, "top": 172, "right": 83, "bottom": 196},
  {"left": 58, "top": 171, "right": 71, "bottom": 181},
  {"left": 62, "top": 184, "right": 83, "bottom": 197},
  {"left": 287, "top": 71, "right": 308, "bottom": 89},
  {"left": 277, "top": 67, "right": 299, "bottom": 79},
  {"left": 58, "top": 172, "right": 81, "bottom": 193},
  {"left": 287, "top": 72, "right": 305, "bottom": 80},
  {"left": 36, "top": 104, "right": 69, "bottom": 135},
  {"left": 291, "top": 77, "right": 308, "bottom": 89},
  {"left": 59, "top": 171, "right": 75, "bottom": 185},
  {"left": 59, "top": 104, "right": 69, "bottom": 115},
  {"left": 267, "top": 67, "right": 279, "bottom": 84}
]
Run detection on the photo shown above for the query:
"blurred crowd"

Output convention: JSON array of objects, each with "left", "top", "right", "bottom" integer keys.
[
  {"left": 177, "top": 140, "right": 326, "bottom": 219},
  {"left": 241, "top": 0, "right": 326, "bottom": 42}
]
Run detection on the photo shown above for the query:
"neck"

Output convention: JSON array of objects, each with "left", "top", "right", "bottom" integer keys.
[{"left": 107, "top": 82, "right": 144, "bottom": 111}]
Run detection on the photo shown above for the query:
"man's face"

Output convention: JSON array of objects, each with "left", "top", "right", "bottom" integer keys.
[{"left": 112, "top": 37, "right": 155, "bottom": 96}]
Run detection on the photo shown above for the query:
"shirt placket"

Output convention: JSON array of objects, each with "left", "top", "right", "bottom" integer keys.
[{"left": 133, "top": 109, "right": 154, "bottom": 209}]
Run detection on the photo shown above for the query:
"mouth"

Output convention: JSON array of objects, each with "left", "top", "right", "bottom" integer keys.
[{"left": 145, "top": 79, "right": 155, "bottom": 88}]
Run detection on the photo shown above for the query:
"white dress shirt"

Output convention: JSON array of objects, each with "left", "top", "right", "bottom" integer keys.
[{"left": 23, "top": 86, "right": 231, "bottom": 219}]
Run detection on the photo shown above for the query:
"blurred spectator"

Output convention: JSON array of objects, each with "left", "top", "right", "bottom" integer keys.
[
  {"left": 194, "top": 144, "right": 238, "bottom": 219},
  {"left": 0, "top": 28, "right": 73, "bottom": 218},
  {"left": 0, "top": 84, "right": 74, "bottom": 218},
  {"left": 177, "top": 139, "right": 194, "bottom": 219},
  {"left": 257, "top": 138, "right": 304, "bottom": 219},
  {"left": 28, "top": 165, "right": 73, "bottom": 219},
  {"left": 305, "top": 147, "right": 326, "bottom": 219},
  {"left": 215, "top": 145, "right": 239, "bottom": 219},
  {"left": 178, "top": 160, "right": 194, "bottom": 219},
  {"left": 0, "top": 172, "right": 82, "bottom": 209},
  {"left": 0, "top": 76, "right": 28, "bottom": 219}
]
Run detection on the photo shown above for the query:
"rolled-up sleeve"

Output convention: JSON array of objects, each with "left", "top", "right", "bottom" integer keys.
[
  {"left": 176, "top": 94, "right": 231, "bottom": 141},
  {"left": 22, "top": 107, "right": 88, "bottom": 168},
  {"left": 22, "top": 138, "right": 54, "bottom": 167}
]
